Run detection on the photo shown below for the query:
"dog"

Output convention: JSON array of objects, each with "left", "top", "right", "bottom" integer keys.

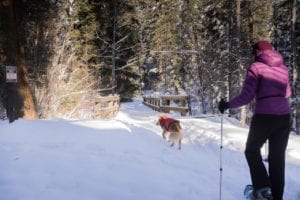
[{"left": 156, "top": 115, "right": 183, "bottom": 150}]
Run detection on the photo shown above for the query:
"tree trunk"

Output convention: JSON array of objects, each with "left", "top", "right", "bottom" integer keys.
[
  {"left": 178, "top": 0, "right": 187, "bottom": 91},
  {"left": 227, "top": 0, "right": 233, "bottom": 103},
  {"left": 111, "top": 0, "right": 117, "bottom": 94},
  {"left": 10, "top": 0, "right": 37, "bottom": 119},
  {"left": 236, "top": 0, "right": 247, "bottom": 127}
]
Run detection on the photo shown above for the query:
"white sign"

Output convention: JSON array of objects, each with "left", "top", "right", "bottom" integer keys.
[{"left": 6, "top": 66, "right": 17, "bottom": 83}]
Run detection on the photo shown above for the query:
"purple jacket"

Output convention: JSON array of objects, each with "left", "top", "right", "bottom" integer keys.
[{"left": 229, "top": 49, "right": 291, "bottom": 115}]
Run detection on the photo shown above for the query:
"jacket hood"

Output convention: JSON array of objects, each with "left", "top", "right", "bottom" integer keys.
[{"left": 255, "top": 50, "right": 284, "bottom": 67}]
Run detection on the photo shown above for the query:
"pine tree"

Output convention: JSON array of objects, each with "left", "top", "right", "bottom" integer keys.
[
  {"left": 0, "top": 0, "right": 37, "bottom": 121},
  {"left": 101, "top": 0, "right": 140, "bottom": 99},
  {"left": 273, "top": 0, "right": 300, "bottom": 134}
]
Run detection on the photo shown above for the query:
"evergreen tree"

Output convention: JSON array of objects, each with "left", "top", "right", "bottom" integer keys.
[
  {"left": 1, "top": 0, "right": 299, "bottom": 123},
  {"left": 0, "top": 0, "right": 37, "bottom": 121},
  {"left": 273, "top": 0, "right": 300, "bottom": 134}
]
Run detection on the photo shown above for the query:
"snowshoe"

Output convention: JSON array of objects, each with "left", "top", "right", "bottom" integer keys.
[
  {"left": 244, "top": 185, "right": 273, "bottom": 200},
  {"left": 244, "top": 185, "right": 254, "bottom": 199}
]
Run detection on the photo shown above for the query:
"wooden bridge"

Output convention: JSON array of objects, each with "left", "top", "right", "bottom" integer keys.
[
  {"left": 94, "top": 96, "right": 120, "bottom": 119},
  {"left": 143, "top": 95, "right": 189, "bottom": 116}
]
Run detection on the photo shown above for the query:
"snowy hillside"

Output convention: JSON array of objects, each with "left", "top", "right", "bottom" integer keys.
[{"left": 0, "top": 99, "right": 300, "bottom": 200}]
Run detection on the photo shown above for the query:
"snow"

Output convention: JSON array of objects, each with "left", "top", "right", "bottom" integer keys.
[{"left": 0, "top": 98, "right": 300, "bottom": 200}]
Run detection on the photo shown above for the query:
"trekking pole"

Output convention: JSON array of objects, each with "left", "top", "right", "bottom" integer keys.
[
  {"left": 219, "top": 113, "right": 223, "bottom": 200},
  {"left": 263, "top": 140, "right": 268, "bottom": 162}
]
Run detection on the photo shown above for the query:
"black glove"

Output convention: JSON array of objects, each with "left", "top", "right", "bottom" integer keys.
[{"left": 218, "top": 99, "right": 229, "bottom": 114}]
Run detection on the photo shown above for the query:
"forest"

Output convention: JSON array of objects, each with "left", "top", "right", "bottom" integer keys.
[{"left": 0, "top": 0, "right": 299, "bottom": 131}]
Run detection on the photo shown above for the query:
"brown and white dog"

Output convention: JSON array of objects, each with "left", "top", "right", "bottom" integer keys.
[{"left": 156, "top": 115, "right": 183, "bottom": 150}]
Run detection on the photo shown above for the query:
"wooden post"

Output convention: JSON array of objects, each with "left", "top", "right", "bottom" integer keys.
[{"left": 181, "top": 98, "right": 187, "bottom": 116}]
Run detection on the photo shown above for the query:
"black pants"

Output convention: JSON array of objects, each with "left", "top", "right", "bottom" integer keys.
[{"left": 245, "top": 114, "right": 290, "bottom": 200}]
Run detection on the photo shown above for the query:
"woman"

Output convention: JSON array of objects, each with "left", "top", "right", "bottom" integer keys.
[{"left": 218, "top": 40, "right": 291, "bottom": 200}]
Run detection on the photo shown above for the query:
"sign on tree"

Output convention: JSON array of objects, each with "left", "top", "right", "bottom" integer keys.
[{"left": 6, "top": 66, "right": 17, "bottom": 83}]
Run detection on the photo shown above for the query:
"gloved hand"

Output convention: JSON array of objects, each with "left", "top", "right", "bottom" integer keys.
[{"left": 218, "top": 99, "right": 229, "bottom": 114}]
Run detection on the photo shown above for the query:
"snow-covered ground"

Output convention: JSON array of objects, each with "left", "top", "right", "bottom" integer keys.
[{"left": 0, "top": 98, "right": 300, "bottom": 200}]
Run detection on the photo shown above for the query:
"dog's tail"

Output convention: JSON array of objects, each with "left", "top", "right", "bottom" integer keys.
[
  {"left": 178, "top": 123, "right": 182, "bottom": 130},
  {"left": 175, "top": 122, "right": 182, "bottom": 131},
  {"left": 174, "top": 120, "right": 182, "bottom": 130}
]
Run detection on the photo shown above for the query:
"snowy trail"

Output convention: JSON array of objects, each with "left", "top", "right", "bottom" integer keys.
[{"left": 0, "top": 99, "right": 300, "bottom": 200}]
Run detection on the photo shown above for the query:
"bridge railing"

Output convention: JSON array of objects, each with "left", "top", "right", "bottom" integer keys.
[
  {"left": 143, "top": 95, "right": 189, "bottom": 116},
  {"left": 94, "top": 96, "right": 120, "bottom": 118}
]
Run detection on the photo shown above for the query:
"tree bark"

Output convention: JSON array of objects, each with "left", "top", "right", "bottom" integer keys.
[
  {"left": 236, "top": 0, "right": 247, "bottom": 127},
  {"left": 111, "top": 0, "right": 117, "bottom": 94},
  {"left": 10, "top": 0, "right": 37, "bottom": 119}
]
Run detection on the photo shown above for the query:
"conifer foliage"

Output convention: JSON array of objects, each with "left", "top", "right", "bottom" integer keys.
[{"left": 0, "top": 0, "right": 299, "bottom": 127}]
